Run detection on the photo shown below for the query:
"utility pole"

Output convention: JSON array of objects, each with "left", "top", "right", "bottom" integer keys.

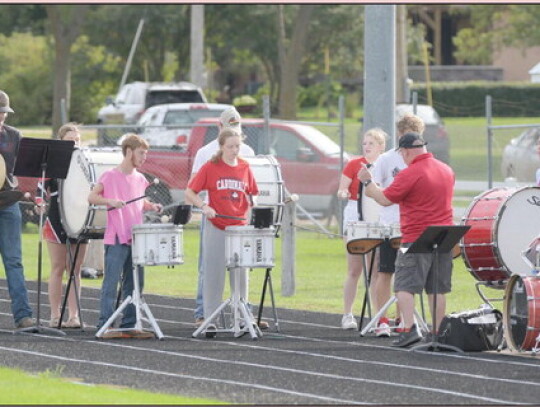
[
  {"left": 396, "top": 5, "right": 409, "bottom": 103},
  {"left": 190, "top": 5, "right": 205, "bottom": 87},
  {"left": 363, "top": 5, "right": 396, "bottom": 148}
]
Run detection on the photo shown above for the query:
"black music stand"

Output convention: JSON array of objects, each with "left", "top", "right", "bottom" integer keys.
[
  {"left": 408, "top": 225, "right": 470, "bottom": 353},
  {"left": 13, "top": 138, "right": 74, "bottom": 336}
]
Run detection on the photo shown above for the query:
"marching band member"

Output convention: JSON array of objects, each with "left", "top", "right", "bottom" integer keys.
[
  {"left": 188, "top": 107, "right": 256, "bottom": 328},
  {"left": 88, "top": 133, "right": 161, "bottom": 339},
  {"left": 0, "top": 90, "right": 34, "bottom": 329},
  {"left": 337, "top": 128, "right": 386, "bottom": 330},
  {"left": 40, "top": 123, "right": 88, "bottom": 328},
  {"left": 369, "top": 113, "right": 425, "bottom": 336},
  {"left": 185, "top": 128, "right": 258, "bottom": 336},
  {"left": 360, "top": 132, "right": 455, "bottom": 347}
]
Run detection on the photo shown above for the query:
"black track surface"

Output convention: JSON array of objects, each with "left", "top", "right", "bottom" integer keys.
[{"left": 0, "top": 280, "right": 539, "bottom": 405}]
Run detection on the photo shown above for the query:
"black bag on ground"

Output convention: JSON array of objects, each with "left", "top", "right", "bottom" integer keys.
[{"left": 438, "top": 308, "right": 504, "bottom": 352}]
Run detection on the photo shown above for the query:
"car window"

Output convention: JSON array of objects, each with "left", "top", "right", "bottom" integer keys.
[
  {"left": 138, "top": 110, "right": 159, "bottom": 126},
  {"left": 163, "top": 109, "right": 225, "bottom": 125},
  {"left": 145, "top": 91, "right": 204, "bottom": 108},
  {"left": 519, "top": 128, "right": 540, "bottom": 148},
  {"left": 270, "top": 128, "right": 308, "bottom": 160},
  {"left": 290, "top": 124, "right": 341, "bottom": 156},
  {"left": 244, "top": 126, "right": 263, "bottom": 153}
]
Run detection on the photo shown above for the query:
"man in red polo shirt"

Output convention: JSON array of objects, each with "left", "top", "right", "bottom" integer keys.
[{"left": 359, "top": 132, "right": 455, "bottom": 347}]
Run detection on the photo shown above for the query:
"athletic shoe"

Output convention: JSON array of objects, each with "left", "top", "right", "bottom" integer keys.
[
  {"left": 375, "top": 317, "right": 391, "bottom": 337},
  {"left": 394, "top": 318, "right": 406, "bottom": 333},
  {"left": 101, "top": 329, "right": 127, "bottom": 339},
  {"left": 195, "top": 317, "right": 205, "bottom": 327},
  {"left": 258, "top": 320, "right": 270, "bottom": 330},
  {"left": 15, "top": 317, "right": 34, "bottom": 329},
  {"left": 341, "top": 314, "right": 358, "bottom": 330},
  {"left": 391, "top": 324, "right": 422, "bottom": 347}
]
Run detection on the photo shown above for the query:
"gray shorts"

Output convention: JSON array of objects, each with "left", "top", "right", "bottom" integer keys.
[{"left": 394, "top": 243, "right": 453, "bottom": 295}]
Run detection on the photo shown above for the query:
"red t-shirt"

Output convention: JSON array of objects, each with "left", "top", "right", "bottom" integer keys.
[
  {"left": 383, "top": 153, "right": 454, "bottom": 243},
  {"left": 342, "top": 156, "right": 368, "bottom": 200},
  {"left": 188, "top": 158, "right": 259, "bottom": 230}
]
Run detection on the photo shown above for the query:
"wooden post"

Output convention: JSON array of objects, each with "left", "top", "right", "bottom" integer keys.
[{"left": 281, "top": 201, "right": 296, "bottom": 296}]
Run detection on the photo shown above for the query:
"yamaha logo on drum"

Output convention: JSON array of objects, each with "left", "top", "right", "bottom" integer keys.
[
  {"left": 256, "top": 238, "right": 263, "bottom": 263},
  {"left": 259, "top": 189, "right": 270, "bottom": 197},
  {"left": 77, "top": 154, "right": 92, "bottom": 183}
]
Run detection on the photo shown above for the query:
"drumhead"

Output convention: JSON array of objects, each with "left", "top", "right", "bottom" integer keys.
[
  {"left": 503, "top": 275, "right": 539, "bottom": 351},
  {"left": 244, "top": 155, "right": 284, "bottom": 225},
  {"left": 59, "top": 148, "right": 123, "bottom": 238},
  {"left": 496, "top": 187, "right": 540, "bottom": 276}
]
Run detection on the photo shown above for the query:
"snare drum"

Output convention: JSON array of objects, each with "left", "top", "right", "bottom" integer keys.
[
  {"left": 59, "top": 148, "right": 123, "bottom": 238},
  {"left": 460, "top": 187, "right": 540, "bottom": 284},
  {"left": 245, "top": 155, "right": 284, "bottom": 226},
  {"left": 503, "top": 275, "right": 540, "bottom": 351},
  {"left": 132, "top": 224, "right": 184, "bottom": 266},
  {"left": 346, "top": 222, "right": 385, "bottom": 254},
  {"left": 225, "top": 225, "right": 275, "bottom": 268}
]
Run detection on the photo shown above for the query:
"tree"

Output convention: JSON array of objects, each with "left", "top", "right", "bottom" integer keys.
[
  {"left": 46, "top": 5, "right": 89, "bottom": 133},
  {"left": 276, "top": 5, "right": 315, "bottom": 119},
  {"left": 450, "top": 5, "right": 540, "bottom": 65}
]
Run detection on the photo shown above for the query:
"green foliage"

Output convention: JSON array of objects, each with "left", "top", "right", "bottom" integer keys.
[
  {"left": 298, "top": 80, "right": 344, "bottom": 108},
  {"left": 0, "top": 33, "right": 53, "bottom": 126},
  {"left": 411, "top": 81, "right": 540, "bottom": 117}
]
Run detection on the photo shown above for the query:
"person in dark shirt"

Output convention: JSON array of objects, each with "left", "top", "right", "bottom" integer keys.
[{"left": 0, "top": 90, "right": 34, "bottom": 328}]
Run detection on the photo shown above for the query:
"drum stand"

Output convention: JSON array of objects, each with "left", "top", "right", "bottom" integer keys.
[
  {"left": 57, "top": 239, "right": 86, "bottom": 330},
  {"left": 256, "top": 268, "right": 280, "bottom": 332},
  {"left": 95, "top": 264, "right": 164, "bottom": 340},
  {"left": 358, "top": 251, "right": 376, "bottom": 330},
  {"left": 193, "top": 267, "right": 262, "bottom": 340},
  {"left": 360, "top": 295, "right": 430, "bottom": 336}
]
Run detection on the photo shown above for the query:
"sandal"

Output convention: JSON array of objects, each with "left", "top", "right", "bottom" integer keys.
[
  {"left": 63, "top": 317, "right": 84, "bottom": 329},
  {"left": 49, "top": 317, "right": 60, "bottom": 328}
]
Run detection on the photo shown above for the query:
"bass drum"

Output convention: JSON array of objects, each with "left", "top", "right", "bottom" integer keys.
[
  {"left": 503, "top": 275, "right": 540, "bottom": 351},
  {"left": 245, "top": 155, "right": 284, "bottom": 226},
  {"left": 460, "top": 187, "right": 540, "bottom": 285},
  {"left": 59, "top": 148, "right": 123, "bottom": 239}
]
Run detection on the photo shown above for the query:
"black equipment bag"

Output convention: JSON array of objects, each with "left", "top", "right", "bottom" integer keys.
[{"left": 438, "top": 308, "right": 504, "bottom": 352}]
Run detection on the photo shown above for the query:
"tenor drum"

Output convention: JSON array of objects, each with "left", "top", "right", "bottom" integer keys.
[
  {"left": 388, "top": 223, "right": 402, "bottom": 249},
  {"left": 225, "top": 225, "right": 275, "bottom": 268},
  {"left": 59, "top": 148, "right": 123, "bottom": 238},
  {"left": 245, "top": 155, "right": 284, "bottom": 226},
  {"left": 460, "top": 187, "right": 540, "bottom": 284},
  {"left": 346, "top": 222, "right": 385, "bottom": 254},
  {"left": 503, "top": 275, "right": 540, "bottom": 351},
  {"left": 132, "top": 224, "right": 184, "bottom": 266}
]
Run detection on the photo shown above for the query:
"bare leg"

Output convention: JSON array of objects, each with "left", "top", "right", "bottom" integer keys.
[
  {"left": 67, "top": 243, "right": 88, "bottom": 320},
  {"left": 47, "top": 241, "right": 68, "bottom": 320},
  {"left": 343, "top": 240, "right": 364, "bottom": 315}
]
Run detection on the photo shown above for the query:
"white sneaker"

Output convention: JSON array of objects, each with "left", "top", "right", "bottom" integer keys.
[
  {"left": 341, "top": 314, "right": 358, "bottom": 330},
  {"left": 375, "top": 319, "right": 391, "bottom": 337}
]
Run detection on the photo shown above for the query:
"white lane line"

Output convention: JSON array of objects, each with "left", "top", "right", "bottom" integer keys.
[
  {"left": 0, "top": 331, "right": 520, "bottom": 405},
  {"left": 0, "top": 345, "right": 368, "bottom": 405}
]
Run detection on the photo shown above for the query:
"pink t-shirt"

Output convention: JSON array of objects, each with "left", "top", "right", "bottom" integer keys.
[{"left": 98, "top": 168, "right": 149, "bottom": 245}]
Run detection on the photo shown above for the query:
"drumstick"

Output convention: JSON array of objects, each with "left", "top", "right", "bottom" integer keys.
[
  {"left": 107, "top": 178, "right": 159, "bottom": 211},
  {"left": 215, "top": 214, "right": 246, "bottom": 221}
]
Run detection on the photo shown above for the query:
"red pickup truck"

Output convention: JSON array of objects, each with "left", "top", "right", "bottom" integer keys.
[{"left": 140, "top": 118, "right": 350, "bottom": 218}]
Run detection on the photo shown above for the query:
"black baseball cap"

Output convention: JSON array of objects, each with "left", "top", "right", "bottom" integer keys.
[{"left": 396, "top": 132, "right": 427, "bottom": 150}]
